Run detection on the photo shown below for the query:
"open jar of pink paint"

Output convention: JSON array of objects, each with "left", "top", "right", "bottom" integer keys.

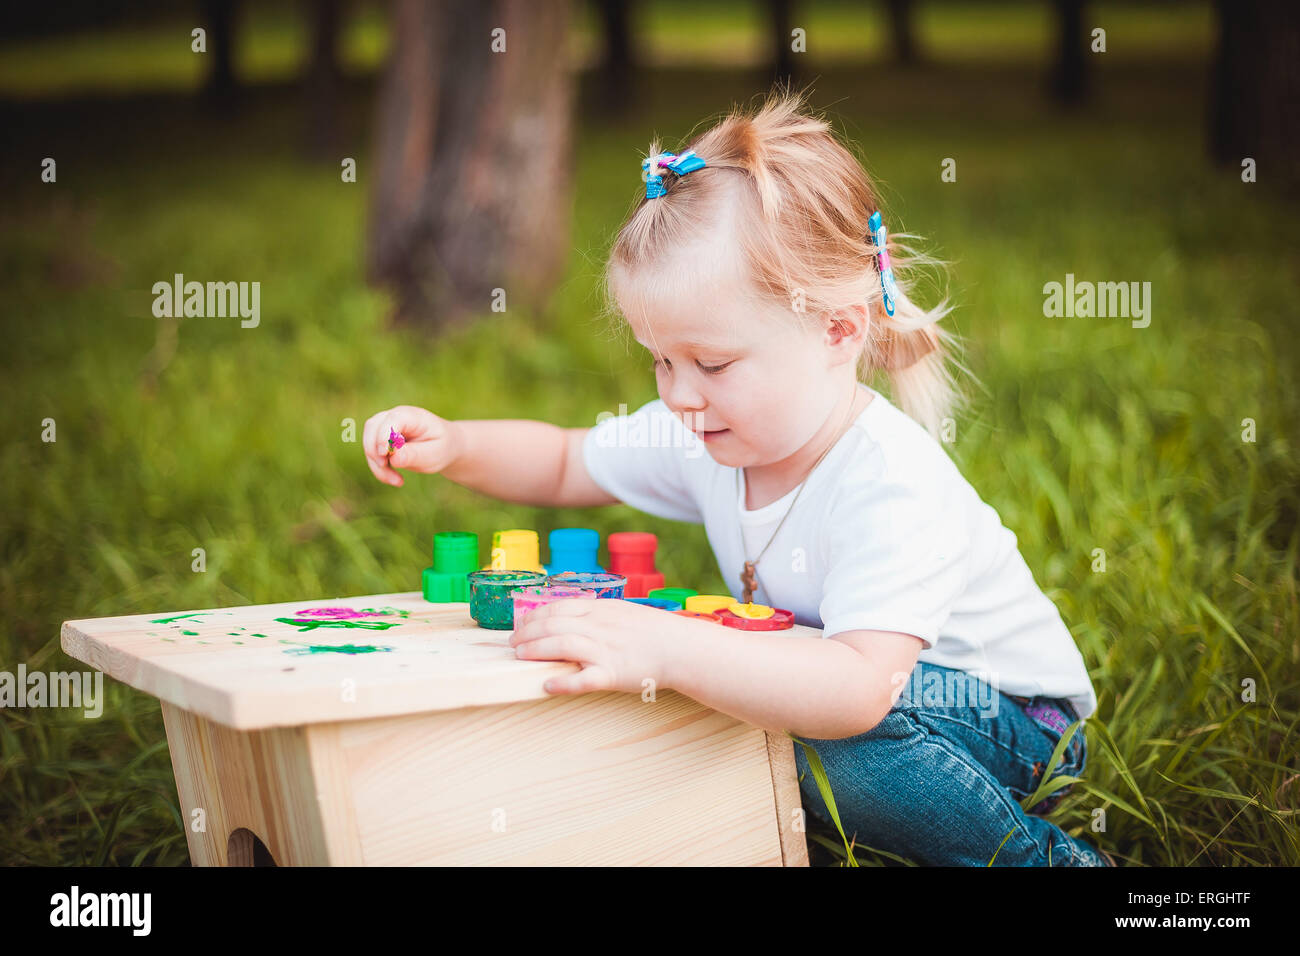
[
  {"left": 512, "top": 585, "right": 596, "bottom": 628},
  {"left": 546, "top": 571, "right": 626, "bottom": 599}
]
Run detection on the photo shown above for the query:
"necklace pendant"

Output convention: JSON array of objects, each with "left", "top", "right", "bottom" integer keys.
[{"left": 740, "top": 560, "right": 757, "bottom": 605}]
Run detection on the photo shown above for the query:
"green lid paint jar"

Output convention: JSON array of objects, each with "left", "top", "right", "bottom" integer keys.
[
  {"left": 423, "top": 531, "right": 479, "bottom": 603},
  {"left": 468, "top": 570, "right": 547, "bottom": 629},
  {"left": 649, "top": 587, "right": 698, "bottom": 605}
]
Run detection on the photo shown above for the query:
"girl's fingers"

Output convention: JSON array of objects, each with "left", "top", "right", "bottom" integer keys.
[
  {"left": 374, "top": 412, "right": 396, "bottom": 460},
  {"left": 513, "top": 632, "right": 600, "bottom": 664},
  {"left": 365, "top": 453, "right": 402, "bottom": 486},
  {"left": 513, "top": 598, "right": 598, "bottom": 631},
  {"left": 509, "top": 605, "right": 598, "bottom": 646},
  {"left": 382, "top": 406, "right": 441, "bottom": 446},
  {"left": 543, "top": 664, "right": 615, "bottom": 695},
  {"left": 387, "top": 436, "right": 442, "bottom": 473},
  {"left": 362, "top": 413, "right": 401, "bottom": 484}
]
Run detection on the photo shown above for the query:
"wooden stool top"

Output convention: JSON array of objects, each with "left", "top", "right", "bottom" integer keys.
[{"left": 61, "top": 591, "right": 822, "bottom": 730}]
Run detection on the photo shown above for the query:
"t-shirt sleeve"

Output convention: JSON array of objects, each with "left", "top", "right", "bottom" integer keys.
[
  {"left": 818, "top": 448, "right": 971, "bottom": 649},
  {"left": 580, "top": 399, "right": 705, "bottom": 524}
]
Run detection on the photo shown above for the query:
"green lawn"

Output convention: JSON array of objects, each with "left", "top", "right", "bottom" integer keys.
[{"left": 1, "top": 3, "right": 1297, "bottom": 866}]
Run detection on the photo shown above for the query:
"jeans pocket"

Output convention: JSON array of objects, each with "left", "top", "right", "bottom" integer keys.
[{"left": 1015, "top": 697, "right": 1085, "bottom": 814}]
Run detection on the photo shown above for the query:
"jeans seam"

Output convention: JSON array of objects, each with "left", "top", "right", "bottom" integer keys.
[
  {"left": 897, "top": 710, "right": 1055, "bottom": 863},
  {"left": 914, "top": 709, "right": 1084, "bottom": 783}
]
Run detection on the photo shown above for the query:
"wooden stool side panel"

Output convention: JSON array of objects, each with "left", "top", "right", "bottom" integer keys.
[
  {"left": 764, "top": 731, "right": 810, "bottom": 867},
  {"left": 302, "top": 723, "right": 365, "bottom": 865},
  {"left": 336, "top": 690, "right": 787, "bottom": 865},
  {"left": 161, "top": 701, "right": 351, "bottom": 865}
]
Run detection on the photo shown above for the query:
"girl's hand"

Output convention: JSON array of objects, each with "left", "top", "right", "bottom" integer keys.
[
  {"left": 510, "top": 598, "right": 688, "bottom": 696},
  {"left": 362, "top": 405, "right": 461, "bottom": 487}
]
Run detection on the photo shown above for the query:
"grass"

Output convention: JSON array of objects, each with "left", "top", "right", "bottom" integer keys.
[{"left": 1, "top": 2, "right": 1297, "bottom": 866}]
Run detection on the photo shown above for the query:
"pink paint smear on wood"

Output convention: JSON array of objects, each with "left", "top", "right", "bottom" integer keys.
[{"left": 294, "top": 607, "right": 388, "bottom": 620}]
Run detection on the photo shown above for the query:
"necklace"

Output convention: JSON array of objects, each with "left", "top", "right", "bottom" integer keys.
[{"left": 736, "top": 384, "right": 862, "bottom": 605}]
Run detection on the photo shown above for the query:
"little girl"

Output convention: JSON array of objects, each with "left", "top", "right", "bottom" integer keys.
[{"left": 363, "top": 89, "right": 1108, "bottom": 867}]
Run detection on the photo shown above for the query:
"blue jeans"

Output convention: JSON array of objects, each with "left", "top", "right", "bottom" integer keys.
[{"left": 792, "top": 659, "right": 1108, "bottom": 866}]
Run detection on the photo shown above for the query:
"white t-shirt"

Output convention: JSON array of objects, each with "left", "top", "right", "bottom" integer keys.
[{"left": 581, "top": 383, "right": 1098, "bottom": 720}]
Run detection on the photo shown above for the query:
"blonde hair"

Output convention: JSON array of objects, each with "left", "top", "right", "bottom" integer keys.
[{"left": 602, "top": 85, "right": 961, "bottom": 437}]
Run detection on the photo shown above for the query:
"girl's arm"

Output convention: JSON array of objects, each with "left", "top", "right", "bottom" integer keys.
[
  {"left": 363, "top": 404, "right": 617, "bottom": 508},
  {"left": 663, "top": 625, "right": 924, "bottom": 740},
  {"left": 442, "top": 421, "right": 618, "bottom": 507}
]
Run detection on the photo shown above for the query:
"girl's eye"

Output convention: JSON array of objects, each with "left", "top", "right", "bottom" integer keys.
[{"left": 651, "top": 356, "right": 731, "bottom": 374}]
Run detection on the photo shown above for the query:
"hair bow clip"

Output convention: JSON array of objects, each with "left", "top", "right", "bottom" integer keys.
[
  {"left": 868, "top": 211, "right": 899, "bottom": 317},
  {"left": 642, "top": 149, "right": 707, "bottom": 198}
]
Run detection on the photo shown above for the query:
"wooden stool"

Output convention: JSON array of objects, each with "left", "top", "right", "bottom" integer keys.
[{"left": 61, "top": 592, "right": 810, "bottom": 866}]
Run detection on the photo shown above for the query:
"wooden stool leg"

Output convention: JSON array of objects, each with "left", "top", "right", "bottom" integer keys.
[
  {"left": 160, "top": 702, "right": 362, "bottom": 866},
  {"left": 765, "top": 730, "right": 810, "bottom": 867}
]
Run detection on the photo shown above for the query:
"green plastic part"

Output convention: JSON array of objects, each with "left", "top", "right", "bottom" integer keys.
[
  {"left": 649, "top": 587, "right": 698, "bottom": 604},
  {"left": 422, "top": 531, "right": 480, "bottom": 603}
]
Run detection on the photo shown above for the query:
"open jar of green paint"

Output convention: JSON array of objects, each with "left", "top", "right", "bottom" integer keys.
[{"left": 468, "top": 570, "right": 548, "bottom": 630}]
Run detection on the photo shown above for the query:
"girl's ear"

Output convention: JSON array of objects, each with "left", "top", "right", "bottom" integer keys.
[{"left": 825, "top": 305, "right": 869, "bottom": 348}]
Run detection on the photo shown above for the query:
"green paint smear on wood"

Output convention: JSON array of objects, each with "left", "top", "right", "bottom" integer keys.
[
  {"left": 273, "top": 617, "right": 401, "bottom": 632},
  {"left": 358, "top": 606, "right": 410, "bottom": 618},
  {"left": 181, "top": 630, "right": 199, "bottom": 636},
  {"left": 285, "top": 644, "right": 395, "bottom": 656}
]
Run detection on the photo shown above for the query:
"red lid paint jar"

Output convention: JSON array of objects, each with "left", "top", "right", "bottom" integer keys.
[
  {"left": 674, "top": 610, "right": 722, "bottom": 623},
  {"left": 606, "top": 532, "right": 665, "bottom": 597},
  {"left": 713, "top": 603, "right": 795, "bottom": 631},
  {"left": 468, "top": 570, "right": 547, "bottom": 629}
]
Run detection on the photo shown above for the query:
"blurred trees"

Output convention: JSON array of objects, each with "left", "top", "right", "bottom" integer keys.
[
  {"left": 1208, "top": 0, "right": 1300, "bottom": 192},
  {"left": 199, "top": 0, "right": 240, "bottom": 109},
  {"left": 366, "top": 0, "right": 576, "bottom": 328},
  {"left": 305, "top": 0, "right": 343, "bottom": 154},
  {"left": 1050, "top": 0, "right": 1087, "bottom": 105}
]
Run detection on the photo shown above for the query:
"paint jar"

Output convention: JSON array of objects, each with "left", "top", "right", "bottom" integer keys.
[
  {"left": 684, "top": 594, "right": 736, "bottom": 615},
  {"left": 649, "top": 587, "right": 697, "bottom": 605},
  {"left": 544, "top": 528, "right": 603, "bottom": 575},
  {"left": 468, "top": 570, "right": 547, "bottom": 629},
  {"left": 624, "top": 597, "right": 683, "bottom": 611},
  {"left": 481, "top": 529, "right": 546, "bottom": 573},
  {"left": 546, "top": 571, "right": 626, "bottom": 599},
  {"left": 714, "top": 603, "right": 795, "bottom": 631},
  {"left": 607, "top": 532, "right": 665, "bottom": 597},
  {"left": 674, "top": 610, "right": 722, "bottom": 623},
  {"left": 512, "top": 585, "right": 596, "bottom": 627},
  {"left": 423, "top": 531, "right": 479, "bottom": 603}
]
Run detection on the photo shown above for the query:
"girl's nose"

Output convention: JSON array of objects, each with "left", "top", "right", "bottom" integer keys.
[{"left": 663, "top": 374, "right": 706, "bottom": 415}]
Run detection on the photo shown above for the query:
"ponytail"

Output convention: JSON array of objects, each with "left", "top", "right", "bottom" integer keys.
[{"left": 864, "top": 236, "right": 960, "bottom": 439}]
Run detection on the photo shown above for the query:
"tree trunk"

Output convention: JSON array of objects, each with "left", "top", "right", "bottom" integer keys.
[
  {"left": 769, "top": 0, "right": 796, "bottom": 88},
  {"left": 884, "top": 0, "right": 917, "bottom": 66},
  {"left": 1208, "top": 0, "right": 1300, "bottom": 192},
  {"left": 1050, "top": 0, "right": 1087, "bottom": 106},
  {"left": 304, "top": 0, "right": 343, "bottom": 157},
  {"left": 200, "top": 0, "right": 240, "bottom": 111},
  {"left": 595, "top": 0, "right": 635, "bottom": 115},
  {"left": 368, "top": 0, "right": 575, "bottom": 329}
]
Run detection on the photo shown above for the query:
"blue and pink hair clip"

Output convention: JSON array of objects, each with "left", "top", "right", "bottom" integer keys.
[
  {"left": 642, "top": 149, "right": 707, "bottom": 198},
  {"left": 868, "top": 211, "right": 899, "bottom": 317}
]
